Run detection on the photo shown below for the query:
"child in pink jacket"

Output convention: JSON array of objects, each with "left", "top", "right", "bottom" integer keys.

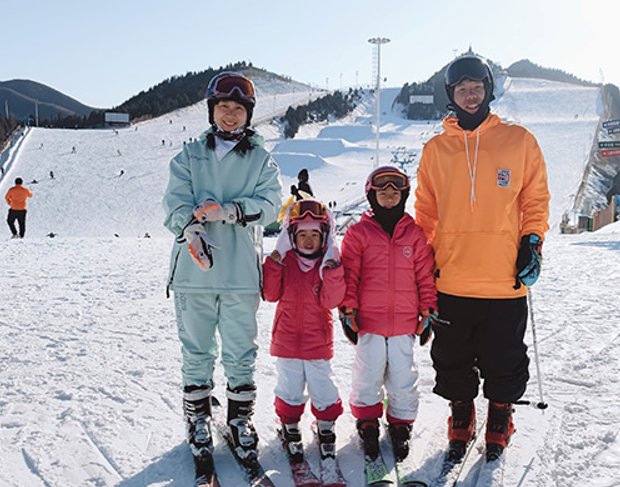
[
  {"left": 262, "top": 198, "right": 345, "bottom": 476},
  {"left": 340, "top": 166, "right": 437, "bottom": 464}
]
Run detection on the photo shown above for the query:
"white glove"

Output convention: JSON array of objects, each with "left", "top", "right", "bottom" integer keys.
[
  {"left": 274, "top": 228, "right": 293, "bottom": 258},
  {"left": 194, "top": 200, "right": 240, "bottom": 224},
  {"left": 183, "top": 223, "right": 219, "bottom": 271}
]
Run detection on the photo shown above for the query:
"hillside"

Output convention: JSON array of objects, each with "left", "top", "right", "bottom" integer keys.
[{"left": 0, "top": 79, "right": 97, "bottom": 122}]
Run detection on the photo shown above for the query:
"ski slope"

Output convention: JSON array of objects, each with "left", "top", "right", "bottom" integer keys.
[{"left": 0, "top": 78, "right": 618, "bottom": 487}]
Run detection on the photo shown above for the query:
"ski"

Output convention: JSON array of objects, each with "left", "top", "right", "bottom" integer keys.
[
  {"left": 287, "top": 459, "right": 322, "bottom": 486},
  {"left": 318, "top": 454, "right": 347, "bottom": 487},
  {"left": 431, "top": 433, "right": 483, "bottom": 487},
  {"left": 193, "top": 453, "right": 220, "bottom": 487},
  {"left": 364, "top": 453, "right": 395, "bottom": 485},
  {"left": 473, "top": 451, "right": 506, "bottom": 487},
  {"left": 213, "top": 419, "right": 276, "bottom": 486},
  {"left": 394, "top": 460, "right": 428, "bottom": 486},
  {"left": 210, "top": 397, "right": 275, "bottom": 487}
]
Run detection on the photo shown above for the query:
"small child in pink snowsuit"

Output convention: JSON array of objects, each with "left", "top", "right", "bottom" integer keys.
[
  {"left": 262, "top": 198, "right": 345, "bottom": 471},
  {"left": 340, "top": 166, "right": 437, "bottom": 463}
]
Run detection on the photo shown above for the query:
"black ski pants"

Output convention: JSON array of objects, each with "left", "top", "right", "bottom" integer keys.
[
  {"left": 7, "top": 209, "right": 27, "bottom": 238},
  {"left": 431, "top": 292, "right": 529, "bottom": 404}
]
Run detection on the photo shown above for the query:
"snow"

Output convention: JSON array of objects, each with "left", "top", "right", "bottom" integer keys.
[{"left": 1, "top": 78, "right": 619, "bottom": 487}]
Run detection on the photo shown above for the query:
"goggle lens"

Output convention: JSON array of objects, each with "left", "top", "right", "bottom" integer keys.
[
  {"left": 370, "top": 172, "right": 409, "bottom": 191},
  {"left": 212, "top": 75, "right": 255, "bottom": 100},
  {"left": 289, "top": 200, "right": 328, "bottom": 221}
]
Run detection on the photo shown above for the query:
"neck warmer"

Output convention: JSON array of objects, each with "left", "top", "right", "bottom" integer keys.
[{"left": 367, "top": 189, "right": 409, "bottom": 237}]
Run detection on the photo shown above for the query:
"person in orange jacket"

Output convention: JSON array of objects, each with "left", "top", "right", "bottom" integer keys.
[
  {"left": 414, "top": 55, "right": 550, "bottom": 463},
  {"left": 5, "top": 177, "right": 33, "bottom": 238}
]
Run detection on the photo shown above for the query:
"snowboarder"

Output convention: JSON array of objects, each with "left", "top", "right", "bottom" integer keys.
[
  {"left": 340, "top": 166, "right": 437, "bottom": 465},
  {"left": 414, "top": 54, "right": 550, "bottom": 462},
  {"left": 163, "top": 71, "right": 282, "bottom": 484},
  {"left": 290, "top": 168, "right": 314, "bottom": 201},
  {"left": 262, "top": 198, "right": 344, "bottom": 481},
  {"left": 5, "top": 177, "right": 33, "bottom": 238}
]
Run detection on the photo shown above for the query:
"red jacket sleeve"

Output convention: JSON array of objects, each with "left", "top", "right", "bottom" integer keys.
[
  {"left": 340, "top": 226, "right": 363, "bottom": 309},
  {"left": 411, "top": 225, "right": 437, "bottom": 313},
  {"left": 319, "top": 263, "right": 346, "bottom": 309},
  {"left": 262, "top": 257, "right": 284, "bottom": 302}
]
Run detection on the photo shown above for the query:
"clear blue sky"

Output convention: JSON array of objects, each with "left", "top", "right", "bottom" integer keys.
[{"left": 2, "top": 0, "right": 618, "bottom": 108}]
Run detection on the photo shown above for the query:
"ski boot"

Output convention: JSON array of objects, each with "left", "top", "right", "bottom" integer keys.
[
  {"left": 227, "top": 384, "right": 259, "bottom": 465},
  {"left": 388, "top": 422, "right": 413, "bottom": 462},
  {"left": 279, "top": 422, "right": 304, "bottom": 464},
  {"left": 485, "top": 402, "right": 514, "bottom": 461},
  {"left": 183, "top": 385, "right": 215, "bottom": 484},
  {"left": 317, "top": 420, "right": 337, "bottom": 460},
  {"left": 356, "top": 419, "right": 380, "bottom": 460},
  {"left": 447, "top": 400, "right": 476, "bottom": 462}
]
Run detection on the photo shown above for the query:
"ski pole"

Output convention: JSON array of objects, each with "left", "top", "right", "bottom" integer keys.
[{"left": 527, "top": 288, "right": 548, "bottom": 410}]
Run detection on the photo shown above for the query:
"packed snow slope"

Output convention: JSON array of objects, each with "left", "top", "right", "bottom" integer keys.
[{"left": 1, "top": 78, "right": 618, "bottom": 487}]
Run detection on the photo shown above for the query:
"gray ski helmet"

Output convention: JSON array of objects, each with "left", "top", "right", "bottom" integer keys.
[
  {"left": 445, "top": 55, "right": 494, "bottom": 106},
  {"left": 206, "top": 71, "right": 255, "bottom": 126}
]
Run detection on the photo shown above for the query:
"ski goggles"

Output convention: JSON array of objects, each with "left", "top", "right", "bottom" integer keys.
[
  {"left": 289, "top": 200, "right": 328, "bottom": 222},
  {"left": 207, "top": 73, "right": 256, "bottom": 103},
  {"left": 368, "top": 171, "right": 410, "bottom": 191}
]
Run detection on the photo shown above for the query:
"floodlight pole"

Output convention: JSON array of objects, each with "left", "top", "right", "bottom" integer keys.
[{"left": 368, "top": 37, "right": 390, "bottom": 168}]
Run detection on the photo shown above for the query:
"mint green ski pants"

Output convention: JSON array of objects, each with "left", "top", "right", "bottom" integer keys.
[{"left": 174, "top": 292, "right": 260, "bottom": 389}]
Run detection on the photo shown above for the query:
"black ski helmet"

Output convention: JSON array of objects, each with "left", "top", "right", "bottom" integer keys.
[
  {"left": 444, "top": 55, "right": 494, "bottom": 107},
  {"left": 206, "top": 71, "right": 256, "bottom": 127}
]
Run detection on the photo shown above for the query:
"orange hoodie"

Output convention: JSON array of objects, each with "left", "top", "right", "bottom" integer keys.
[
  {"left": 5, "top": 185, "right": 33, "bottom": 210},
  {"left": 414, "top": 113, "right": 550, "bottom": 298}
]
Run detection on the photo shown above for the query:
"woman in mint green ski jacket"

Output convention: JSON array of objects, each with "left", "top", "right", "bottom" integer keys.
[{"left": 162, "top": 72, "right": 282, "bottom": 468}]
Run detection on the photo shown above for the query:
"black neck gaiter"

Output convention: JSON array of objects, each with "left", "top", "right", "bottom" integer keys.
[{"left": 367, "top": 189, "right": 409, "bottom": 237}]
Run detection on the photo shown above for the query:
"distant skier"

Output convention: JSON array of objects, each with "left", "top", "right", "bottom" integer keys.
[
  {"left": 414, "top": 54, "right": 550, "bottom": 462},
  {"left": 49, "top": 171, "right": 54, "bottom": 179},
  {"left": 162, "top": 139, "right": 166, "bottom": 146},
  {"left": 290, "top": 168, "right": 314, "bottom": 201},
  {"left": 71, "top": 146, "right": 76, "bottom": 154},
  {"left": 162, "top": 71, "right": 281, "bottom": 485},
  {"left": 262, "top": 199, "right": 344, "bottom": 473},
  {"left": 119, "top": 169, "right": 124, "bottom": 177},
  {"left": 340, "top": 166, "right": 437, "bottom": 465},
  {"left": 5, "top": 177, "right": 33, "bottom": 238}
]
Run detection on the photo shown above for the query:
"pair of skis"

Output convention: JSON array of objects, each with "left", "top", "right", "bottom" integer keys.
[
  {"left": 279, "top": 426, "right": 347, "bottom": 487},
  {"left": 362, "top": 450, "right": 427, "bottom": 486}
]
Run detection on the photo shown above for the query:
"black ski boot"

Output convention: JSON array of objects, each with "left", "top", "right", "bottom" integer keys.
[
  {"left": 227, "top": 384, "right": 259, "bottom": 465},
  {"left": 317, "top": 420, "right": 337, "bottom": 460},
  {"left": 356, "top": 419, "right": 380, "bottom": 460},
  {"left": 447, "top": 400, "right": 476, "bottom": 462},
  {"left": 183, "top": 385, "right": 215, "bottom": 484},
  {"left": 388, "top": 422, "right": 413, "bottom": 462},
  {"left": 279, "top": 422, "right": 304, "bottom": 464}
]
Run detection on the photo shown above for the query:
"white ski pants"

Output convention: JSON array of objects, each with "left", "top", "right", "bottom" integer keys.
[
  {"left": 349, "top": 333, "right": 420, "bottom": 422},
  {"left": 275, "top": 358, "right": 340, "bottom": 411}
]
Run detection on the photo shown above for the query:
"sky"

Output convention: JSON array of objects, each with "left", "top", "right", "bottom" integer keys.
[{"left": 2, "top": 0, "right": 619, "bottom": 108}]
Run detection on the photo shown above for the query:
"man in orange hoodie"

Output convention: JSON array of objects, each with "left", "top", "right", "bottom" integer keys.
[
  {"left": 414, "top": 55, "right": 550, "bottom": 463},
  {"left": 5, "top": 177, "right": 33, "bottom": 238}
]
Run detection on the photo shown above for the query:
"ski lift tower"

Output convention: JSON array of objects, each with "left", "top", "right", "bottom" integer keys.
[{"left": 368, "top": 36, "right": 390, "bottom": 168}]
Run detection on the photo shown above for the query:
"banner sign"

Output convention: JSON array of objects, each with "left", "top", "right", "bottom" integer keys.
[
  {"left": 600, "top": 148, "right": 620, "bottom": 157},
  {"left": 599, "top": 141, "right": 620, "bottom": 148},
  {"left": 608, "top": 127, "right": 620, "bottom": 135},
  {"left": 602, "top": 119, "right": 620, "bottom": 128}
]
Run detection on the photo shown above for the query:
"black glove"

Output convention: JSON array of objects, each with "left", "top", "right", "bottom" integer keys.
[
  {"left": 516, "top": 234, "right": 542, "bottom": 287},
  {"left": 290, "top": 184, "right": 298, "bottom": 196},
  {"left": 338, "top": 306, "right": 358, "bottom": 345}
]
